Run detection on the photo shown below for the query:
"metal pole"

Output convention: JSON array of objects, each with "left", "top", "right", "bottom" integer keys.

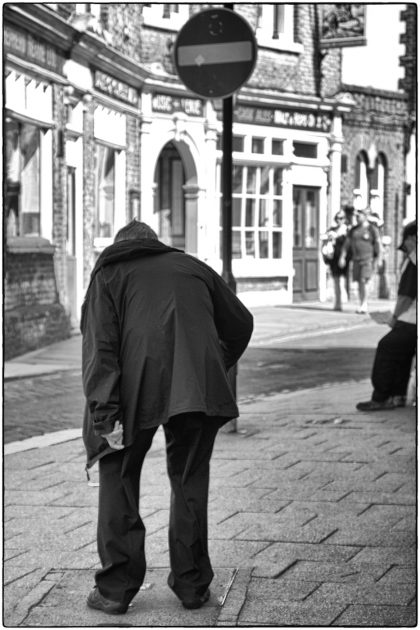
[
  {"left": 221, "top": 3, "right": 238, "bottom": 432},
  {"left": 221, "top": 95, "right": 235, "bottom": 292}
]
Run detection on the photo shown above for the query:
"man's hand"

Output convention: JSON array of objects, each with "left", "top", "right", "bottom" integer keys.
[
  {"left": 103, "top": 422, "right": 124, "bottom": 450},
  {"left": 387, "top": 314, "right": 398, "bottom": 328}
]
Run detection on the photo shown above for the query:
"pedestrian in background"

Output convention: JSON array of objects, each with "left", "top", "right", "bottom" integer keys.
[
  {"left": 339, "top": 207, "right": 382, "bottom": 313},
  {"left": 321, "top": 210, "right": 350, "bottom": 311},
  {"left": 81, "top": 220, "right": 253, "bottom": 615},
  {"left": 357, "top": 220, "right": 416, "bottom": 411},
  {"left": 368, "top": 211, "right": 391, "bottom": 299}
]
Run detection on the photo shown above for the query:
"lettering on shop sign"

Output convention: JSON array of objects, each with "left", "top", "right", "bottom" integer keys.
[
  {"left": 94, "top": 71, "right": 138, "bottom": 105},
  {"left": 4, "top": 25, "right": 64, "bottom": 74},
  {"left": 152, "top": 93, "right": 203, "bottom": 117},
  {"left": 224, "top": 105, "right": 332, "bottom": 132}
]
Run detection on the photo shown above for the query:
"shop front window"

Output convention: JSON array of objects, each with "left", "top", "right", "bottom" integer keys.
[
  {"left": 219, "top": 164, "right": 284, "bottom": 260},
  {"left": 5, "top": 119, "right": 41, "bottom": 237},
  {"left": 95, "top": 144, "right": 116, "bottom": 238}
]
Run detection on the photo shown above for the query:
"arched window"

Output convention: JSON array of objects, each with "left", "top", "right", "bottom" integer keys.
[
  {"left": 370, "top": 153, "right": 387, "bottom": 221},
  {"left": 154, "top": 142, "right": 186, "bottom": 249},
  {"left": 353, "top": 151, "right": 369, "bottom": 209}
]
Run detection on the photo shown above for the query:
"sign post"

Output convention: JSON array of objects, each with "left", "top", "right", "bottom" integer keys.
[{"left": 174, "top": 7, "right": 257, "bottom": 430}]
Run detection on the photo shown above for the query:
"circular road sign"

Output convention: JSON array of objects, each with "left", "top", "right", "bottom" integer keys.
[{"left": 174, "top": 8, "right": 257, "bottom": 99}]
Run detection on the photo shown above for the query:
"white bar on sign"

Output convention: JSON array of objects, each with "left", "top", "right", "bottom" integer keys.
[{"left": 177, "top": 41, "right": 253, "bottom": 66}]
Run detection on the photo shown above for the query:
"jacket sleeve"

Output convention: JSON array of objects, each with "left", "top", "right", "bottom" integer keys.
[
  {"left": 211, "top": 273, "right": 254, "bottom": 369},
  {"left": 81, "top": 269, "right": 122, "bottom": 435}
]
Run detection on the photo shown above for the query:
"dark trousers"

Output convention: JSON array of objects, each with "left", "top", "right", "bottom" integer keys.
[
  {"left": 371, "top": 321, "right": 417, "bottom": 402},
  {"left": 95, "top": 413, "right": 222, "bottom": 605}
]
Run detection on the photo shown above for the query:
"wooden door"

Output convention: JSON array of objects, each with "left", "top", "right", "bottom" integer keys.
[{"left": 292, "top": 186, "right": 320, "bottom": 301}]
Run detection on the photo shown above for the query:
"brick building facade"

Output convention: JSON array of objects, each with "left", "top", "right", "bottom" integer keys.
[
  {"left": 3, "top": 4, "right": 416, "bottom": 357},
  {"left": 340, "top": 85, "right": 409, "bottom": 297}
]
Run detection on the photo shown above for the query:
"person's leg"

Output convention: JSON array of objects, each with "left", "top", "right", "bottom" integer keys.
[
  {"left": 389, "top": 322, "right": 417, "bottom": 398},
  {"left": 358, "top": 279, "right": 369, "bottom": 312},
  {"left": 95, "top": 426, "right": 158, "bottom": 606},
  {"left": 345, "top": 265, "right": 351, "bottom": 301},
  {"left": 341, "top": 272, "right": 348, "bottom": 304},
  {"left": 370, "top": 327, "right": 404, "bottom": 402},
  {"left": 333, "top": 275, "right": 342, "bottom": 310},
  {"left": 163, "top": 413, "right": 222, "bottom": 604}
]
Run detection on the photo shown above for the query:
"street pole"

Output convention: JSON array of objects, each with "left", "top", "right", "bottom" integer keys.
[
  {"left": 221, "top": 4, "right": 237, "bottom": 432},
  {"left": 221, "top": 95, "right": 235, "bottom": 292},
  {"left": 174, "top": 3, "right": 256, "bottom": 433}
]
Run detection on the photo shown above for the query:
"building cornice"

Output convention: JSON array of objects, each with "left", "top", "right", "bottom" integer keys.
[
  {"left": 236, "top": 86, "right": 355, "bottom": 114},
  {"left": 341, "top": 83, "right": 407, "bottom": 101}
]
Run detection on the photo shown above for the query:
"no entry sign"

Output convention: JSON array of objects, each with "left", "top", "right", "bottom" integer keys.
[{"left": 174, "top": 8, "right": 257, "bottom": 99}]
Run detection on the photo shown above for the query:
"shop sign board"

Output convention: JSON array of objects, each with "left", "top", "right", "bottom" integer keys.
[
  {"left": 320, "top": 4, "right": 366, "bottom": 48},
  {"left": 152, "top": 93, "right": 203, "bottom": 117},
  {"left": 217, "top": 104, "right": 332, "bottom": 132},
  {"left": 4, "top": 24, "right": 64, "bottom": 74},
  {"left": 174, "top": 8, "right": 257, "bottom": 99},
  {"left": 94, "top": 71, "right": 139, "bottom": 106}
]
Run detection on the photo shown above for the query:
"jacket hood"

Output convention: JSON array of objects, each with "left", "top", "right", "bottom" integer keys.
[
  {"left": 92, "top": 238, "right": 182, "bottom": 275},
  {"left": 81, "top": 239, "right": 182, "bottom": 333}
]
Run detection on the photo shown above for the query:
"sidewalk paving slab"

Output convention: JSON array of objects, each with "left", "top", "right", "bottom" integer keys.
[{"left": 4, "top": 379, "right": 416, "bottom": 627}]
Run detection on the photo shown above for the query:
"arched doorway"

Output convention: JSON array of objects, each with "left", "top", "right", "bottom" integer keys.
[
  {"left": 153, "top": 142, "right": 185, "bottom": 249},
  {"left": 153, "top": 140, "right": 199, "bottom": 254}
]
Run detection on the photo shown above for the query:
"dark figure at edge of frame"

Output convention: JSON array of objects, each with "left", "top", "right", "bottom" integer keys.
[
  {"left": 81, "top": 220, "right": 253, "bottom": 614},
  {"left": 321, "top": 210, "right": 351, "bottom": 311},
  {"left": 357, "top": 220, "right": 417, "bottom": 411}
]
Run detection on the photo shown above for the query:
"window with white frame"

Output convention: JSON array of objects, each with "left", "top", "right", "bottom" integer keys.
[
  {"left": 218, "top": 163, "right": 284, "bottom": 260},
  {"left": 256, "top": 4, "right": 302, "bottom": 52},
  {"left": 216, "top": 134, "right": 245, "bottom": 152},
  {"left": 95, "top": 144, "right": 117, "bottom": 239},
  {"left": 370, "top": 153, "right": 387, "bottom": 220},
  {"left": 293, "top": 141, "right": 318, "bottom": 159},
  {"left": 5, "top": 119, "right": 43, "bottom": 237},
  {"left": 142, "top": 4, "right": 189, "bottom": 29},
  {"left": 93, "top": 105, "right": 126, "bottom": 246},
  {"left": 71, "top": 4, "right": 110, "bottom": 36},
  {"left": 354, "top": 151, "right": 369, "bottom": 209}
]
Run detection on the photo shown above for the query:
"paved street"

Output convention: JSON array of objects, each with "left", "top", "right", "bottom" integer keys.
[
  {"left": 4, "top": 371, "right": 84, "bottom": 444},
  {"left": 4, "top": 301, "right": 417, "bottom": 626},
  {"left": 4, "top": 303, "right": 386, "bottom": 443}
]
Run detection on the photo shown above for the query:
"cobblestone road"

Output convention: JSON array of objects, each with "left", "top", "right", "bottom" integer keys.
[
  {"left": 4, "top": 323, "right": 384, "bottom": 444},
  {"left": 4, "top": 370, "right": 84, "bottom": 443}
]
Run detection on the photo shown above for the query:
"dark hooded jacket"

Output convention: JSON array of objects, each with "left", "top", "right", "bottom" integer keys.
[{"left": 81, "top": 238, "right": 253, "bottom": 468}]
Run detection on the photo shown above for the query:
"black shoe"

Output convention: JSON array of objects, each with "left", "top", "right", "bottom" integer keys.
[
  {"left": 86, "top": 587, "right": 128, "bottom": 615},
  {"left": 392, "top": 395, "right": 406, "bottom": 407},
  {"left": 356, "top": 399, "right": 395, "bottom": 411},
  {"left": 182, "top": 588, "right": 210, "bottom": 610}
]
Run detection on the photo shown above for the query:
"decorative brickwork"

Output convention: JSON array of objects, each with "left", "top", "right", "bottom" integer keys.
[
  {"left": 340, "top": 85, "right": 409, "bottom": 296},
  {"left": 399, "top": 4, "right": 417, "bottom": 118}
]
